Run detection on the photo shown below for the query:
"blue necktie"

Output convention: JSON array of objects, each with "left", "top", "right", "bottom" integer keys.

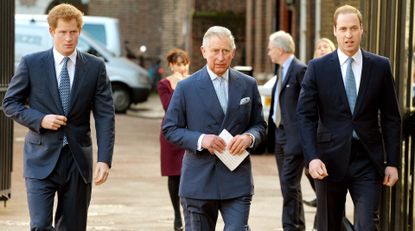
[
  {"left": 345, "top": 57, "right": 357, "bottom": 113},
  {"left": 59, "top": 57, "right": 70, "bottom": 145},
  {"left": 215, "top": 77, "right": 228, "bottom": 113},
  {"left": 345, "top": 57, "right": 358, "bottom": 138}
]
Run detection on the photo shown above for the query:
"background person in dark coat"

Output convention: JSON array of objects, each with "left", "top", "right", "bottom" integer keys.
[
  {"left": 297, "top": 5, "right": 401, "bottom": 231},
  {"left": 266, "top": 30, "right": 307, "bottom": 231}
]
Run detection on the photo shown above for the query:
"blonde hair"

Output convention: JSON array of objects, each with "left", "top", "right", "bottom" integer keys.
[
  {"left": 47, "top": 3, "right": 84, "bottom": 29},
  {"left": 313, "top": 38, "right": 336, "bottom": 58}
]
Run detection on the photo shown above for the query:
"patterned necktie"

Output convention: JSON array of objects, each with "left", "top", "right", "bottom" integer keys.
[
  {"left": 345, "top": 57, "right": 358, "bottom": 138},
  {"left": 215, "top": 77, "right": 228, "bottom": 113},
  {"left": 59, "top": 57, "right": 70, "bottom": 145},
  {"left": 345, "top": 57, "right": 357, "bottom": 113},
  {"left": 273, "top": 67, "right": 283, "bottom": 126}
]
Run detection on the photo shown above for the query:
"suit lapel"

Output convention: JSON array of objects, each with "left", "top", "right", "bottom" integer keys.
[
  {"left": 281, "top": 58, "right": 296, "bottom": 91},
  {"left": 196, "top": 67, "right": 225, "bottom": 122},
  {"left": 42, "top": 49, "right": 64, "bottom": 114},
  {"left": 354, "top": 50, "right": 372, "bottom": 116},
  {"left": 328, "top": 52, "right": 351, "bottom": 114},
  {"left": 222, "top": 69, "right": 244, "bottom": 126},
  {"left": 69, "top": 51, "right": 89, "bottom": 114}
]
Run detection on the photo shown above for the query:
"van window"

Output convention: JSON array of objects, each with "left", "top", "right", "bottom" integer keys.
[{"left": 83, "top": 24, "right": 107, "bottom": 46}]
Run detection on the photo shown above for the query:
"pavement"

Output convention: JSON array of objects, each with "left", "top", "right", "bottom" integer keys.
[{"left": 0, "top": 93, "right": 353, "bottom": 230}]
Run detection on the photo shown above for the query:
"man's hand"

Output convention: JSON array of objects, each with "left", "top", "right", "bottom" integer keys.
[
  {"left": 308, "top": 159, "right": 328, "bottom": 180},
  {"left": 228, "top": 134, "right": 252, "bottom": 155},
  {"left": 41, "top": 114, "right": 67, "bottom": 130},
  {"left": 383, "top": 166, "right": 399, "bottom": 187},
  {"left": 94, "top": 162, "right": 110, "bottom": 185},
  {"left": 202, "top": 134, "right": 226, "bottom": 154}
]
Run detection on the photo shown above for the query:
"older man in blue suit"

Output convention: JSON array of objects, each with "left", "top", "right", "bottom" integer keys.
[
  {"left": 163, "top": 26, "right": 266, "bottom": 231},
  {"left": 3, "top": 4, "right": 114, "bottom": 230}
]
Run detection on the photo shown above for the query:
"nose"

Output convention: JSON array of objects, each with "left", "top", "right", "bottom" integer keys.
[
  {"left": 345, "top": 30, "right": 352, "bottom": 38},
  {"left": 218, "top": 52, "right": 225, "bottom": 61}
]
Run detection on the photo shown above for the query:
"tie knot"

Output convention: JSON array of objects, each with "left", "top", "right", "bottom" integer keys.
[
  {"left": 63, "top": 57, "right": 69, "bottom": 66},
  {"left": 347, "top": 57, "right": 354, "bottom": 65},
  {"left": 216, "top": 76, "right": 225, "bottom": 83}
]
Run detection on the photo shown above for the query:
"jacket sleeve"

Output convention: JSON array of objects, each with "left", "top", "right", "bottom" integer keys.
[
  {"left": 2, "top": 56, "right": 46, "bottom": 133},
  {"left": 92, "top": 60, "right": 115, "bottom": 166},
  {"left": 296, "top": 61, "right": 319, "bottom": 164}
]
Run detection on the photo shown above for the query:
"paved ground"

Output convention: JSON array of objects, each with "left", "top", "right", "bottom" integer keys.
[{"left": 0, "top": 93, "right": 353, "bottom": 230}]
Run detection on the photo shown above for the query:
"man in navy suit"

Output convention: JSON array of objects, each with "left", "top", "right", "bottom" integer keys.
[
  {"left": 163, "top": 26, "right": 266, "bottom": 231},
  {"left": 297, "top": 5, "right": 401, "bottom": 231},
  {"left": 266, "top": 31, "right": 307, "bottom": 231},
  {"left": 3, "top": 4, "right": 114, "bottom": 230}
]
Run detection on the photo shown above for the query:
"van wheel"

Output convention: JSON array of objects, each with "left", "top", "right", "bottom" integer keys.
[{"left": 112, "top": 85, "right": 131, "bottom": 113}]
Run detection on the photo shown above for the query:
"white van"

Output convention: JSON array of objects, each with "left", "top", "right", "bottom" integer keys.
[
  {"left": 15, "top": 14, "right": 123, "bottom": 57},
  {"left": 15, "top": 16, "right": 151, "bottom": 113}
]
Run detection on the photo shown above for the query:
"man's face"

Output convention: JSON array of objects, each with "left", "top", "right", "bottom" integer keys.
[
  {"left": 201, "top": 36, "right": 235, "bottom": 76},
  {"left": 333, "top": 12, "right": 363, "bottom": 56},
  {"left": 267, "top": 42, "right": 282, "bottom": 64},
  {"left": 50, "top": 18, "right": 81, "bottom": 56}
]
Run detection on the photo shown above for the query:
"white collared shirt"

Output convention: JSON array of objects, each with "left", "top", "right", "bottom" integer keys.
[
  {"left": 196, "top": 67, "right": 255, "bottom": 150},
  {"left": 53, "top": 49, "right": 77, "bottom": 88},
  {"left": 337, "top": 48, "right": 362, "bottom": 93},
  {"left": 207, "top": 67, "right": 229, "bottom": 100}
]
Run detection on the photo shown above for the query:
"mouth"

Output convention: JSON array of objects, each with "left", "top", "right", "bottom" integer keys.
[{"left": 345, "top": 40, "right": 354, "bottom": 46}]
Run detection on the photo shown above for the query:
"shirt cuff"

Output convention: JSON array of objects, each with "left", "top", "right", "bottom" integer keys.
[
  {"left": 244, "top": 133, "right": 255, "bottom": 148},
  {"left": 197, "top": 134, "right": 205, "bottom": 151}
]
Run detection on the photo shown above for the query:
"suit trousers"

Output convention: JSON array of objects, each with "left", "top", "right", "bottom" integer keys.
[
  {"left": 25, "top": 145, "right": 92, "bottom": 231},
  {"left": 274, "top": 126, "right": 305, "bottom": 231},
  {"left": 315, "top": 139, "right": 382, "bottom": 231},
  {"left": 181, "top": 196, "right": 252, "bottom": 231}
]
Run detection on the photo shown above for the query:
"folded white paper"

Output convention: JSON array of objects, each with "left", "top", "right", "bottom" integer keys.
[{"left": 214, "top": 129, "right": 249, "bottom": 171}]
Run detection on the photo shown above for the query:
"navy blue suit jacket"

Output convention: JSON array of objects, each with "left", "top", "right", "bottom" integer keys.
[
  {"left": 267, "top": 57, "right": 307, "bottom": 154},
  {"left": 3, "top": 49, "right": 115, "bottom": 183},
  {"left": 296, "top": 50, "right": 401, "bottom": 181},
  {"left": 162, "top": 66, "right": 266, "bottom": 200}
]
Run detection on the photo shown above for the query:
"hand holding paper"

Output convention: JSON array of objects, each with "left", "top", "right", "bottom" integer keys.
[{"left": 214, "top": 129, "right": 250, "bottom": 171}]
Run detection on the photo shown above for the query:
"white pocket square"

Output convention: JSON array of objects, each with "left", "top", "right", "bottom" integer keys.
[{"left": 240, "top": 97, "right": 250, "bottom": 105}]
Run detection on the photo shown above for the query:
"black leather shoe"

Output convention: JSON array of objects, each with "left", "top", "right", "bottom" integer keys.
[{"left": 303, "top": 198, "right": 317, "bottom": 207}]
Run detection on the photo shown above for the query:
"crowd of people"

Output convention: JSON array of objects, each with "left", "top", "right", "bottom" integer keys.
[{"left": 2, "top": 2, "right": 402, "bottom": 231}]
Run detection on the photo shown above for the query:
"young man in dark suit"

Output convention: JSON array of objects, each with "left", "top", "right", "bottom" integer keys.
[
  {"left": 163, "top": 26, "right": 266, "bottom": 231},
  {"left": 3, "top": 4, "right": 115, "bottom": 230},
  {"left": 267, "top": 30, "right": 307, "bottom": 231},
  {"left": 297, "top": 4, "right": 401, "bottom": 231}
]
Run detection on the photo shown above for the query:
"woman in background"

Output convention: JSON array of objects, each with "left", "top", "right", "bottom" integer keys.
[{"left": 157, "top": 48, "right": 190, "bottom": 231}]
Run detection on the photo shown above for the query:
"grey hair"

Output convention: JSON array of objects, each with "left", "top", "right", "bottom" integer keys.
[
  {"left": 202, "top": 26, "right": 236, "bottom": 50},
  {"left": 269, "top": 30, "right": 295, "bottom": 53}
]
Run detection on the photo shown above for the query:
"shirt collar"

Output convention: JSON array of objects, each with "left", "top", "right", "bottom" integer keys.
[
  {"left": 337, "top": 48, "right": 362, "bottom": 66},
  {"left": 53, "top": 48, "right": 77, "bottom": 65},
  {"left": 206, "top": 66, "right": 229, "bottom": 82},
  {"left": 281, "top": 54, "right": 294, "bottom": 70}
]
